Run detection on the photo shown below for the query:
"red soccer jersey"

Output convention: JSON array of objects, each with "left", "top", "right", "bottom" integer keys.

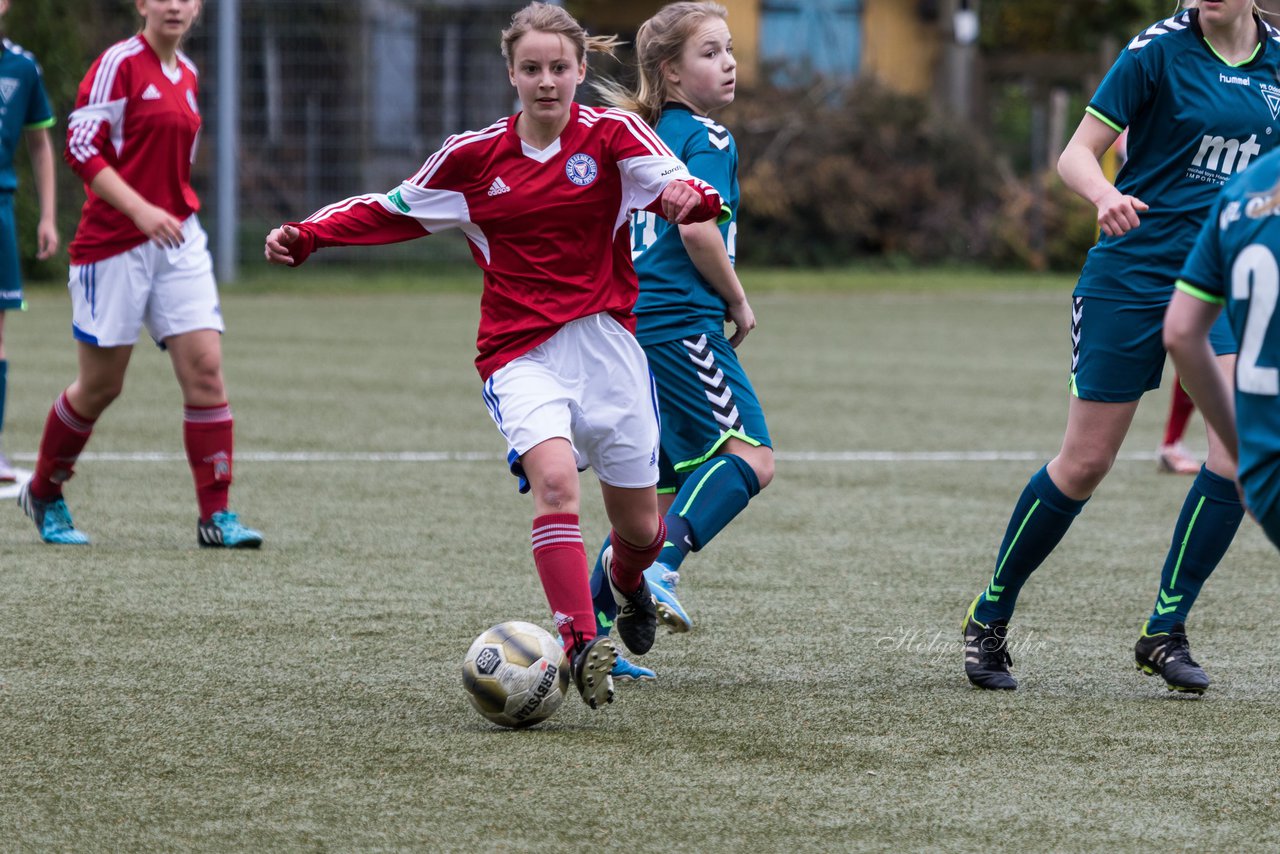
[
  {"left": 286, "top": 103, "right": 724, "bottom": 379},
  {"left": 64, "top": 35, "right": 202, "bottom": 264}
]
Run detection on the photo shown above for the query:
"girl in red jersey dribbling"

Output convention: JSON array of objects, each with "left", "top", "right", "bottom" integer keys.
[
  {"left": 265, "top": 2, "right": 726, "bottom": 710},
  {"left": 19, "top": 0, "right": 262, "bottom": 549}
]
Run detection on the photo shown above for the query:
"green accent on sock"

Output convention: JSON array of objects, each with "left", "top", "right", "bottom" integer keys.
[
  {"left": 596, "top": 612, "right": 614, "bottom": 630},
  {"left": 992, "top": 500, "right": 1041, "bottom": 584},
  {"left": 1158, "top": 590, "right": 1184, "bottom": 605},
  {"left": 676, "top": 458, "right": 728, "bottom": 516},
  {"left": 1167, "top": 496, "right": 1206, "bottom": 592}
]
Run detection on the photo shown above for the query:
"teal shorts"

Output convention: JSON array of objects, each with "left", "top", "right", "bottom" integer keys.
[
  {"left": 1068, "top": 296, "right": 1235, "bottom": 402},
  {"left": 1241, "top": 453, "right": 1280, "bottom": 552},
  {"left": 0, "top": 193, "right": 23, "bottom": 311},
  {"left": 644, "top": 330, "right": 771, "bottom": 493}
]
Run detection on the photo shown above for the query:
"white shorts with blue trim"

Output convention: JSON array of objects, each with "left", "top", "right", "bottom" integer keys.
[
  {"left": 68, "top": 214, "right": 224, "bottom": 348},
  {"left": 483, "top": 312, "right": 660, "bottom": 490}
]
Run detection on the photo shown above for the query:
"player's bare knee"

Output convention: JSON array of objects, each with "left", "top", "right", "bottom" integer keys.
[
  {"left": 531, "top": 476, "right": 579, "bottom": 513},
  {"left": 750, "top": 449, "right": 775, "bottom": 490},
  {"left": 78, "top": 380, "right": 124, "bottom": 416},
  {"left": 613, "top": 515, "right": 660, "bottom": 549},
  {"left": 1056, "top": 453, "right": 1112, "bottom": 496}
]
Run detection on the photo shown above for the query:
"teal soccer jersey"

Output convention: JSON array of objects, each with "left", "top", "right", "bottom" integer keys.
[
  {"left": 1178, "top": 148, "right": 1280, "bottom": 500},
  {"left": 1079, "top": 10, "right": 1280, "bottom": 305},
  {"left": 631, "top": 103, "right": 737, "bottom": 346},
  {"left": 0, "top": 38, "right": 54, "bottom": 191}
]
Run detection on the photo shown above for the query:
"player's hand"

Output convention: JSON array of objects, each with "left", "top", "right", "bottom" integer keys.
[
  {"left": 659, "top": 180, "right": 703, "bottom": 224},
  {"left": 726, "top": 298, "right": 756, "bottom": 348},
  {"left": 133, "top": 204, "right": 185, "bottom": 249},
  {"left": 1096, "top": 190, "right": 1148, "bottom": 237},
  {"left": 35, "top": 218, "right": 59, "bottom": 260},
  {"left": 264, "top": 225, "right": 303, "bottom": 265}
]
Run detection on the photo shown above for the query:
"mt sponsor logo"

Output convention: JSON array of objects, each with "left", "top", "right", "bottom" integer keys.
[{"left": 1188, "top": 133, "right": 1261, "bottom": 184}]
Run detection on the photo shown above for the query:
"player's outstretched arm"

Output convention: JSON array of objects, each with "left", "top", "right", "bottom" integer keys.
[
  {"left": 657, "top": 178, "right": 722, "bottom": 225},
  {"left": 264, "top": 224, "right": 312, "bottom": 266}
]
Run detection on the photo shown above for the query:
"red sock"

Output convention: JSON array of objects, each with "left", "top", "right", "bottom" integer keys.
[
  {"left": 609, "top": 516, "right": 667, "bottom": 593},
  {"left": 531, "top": 513, "right": 594, "bottom": 655},
  {"left": 184, "top": 403, "right": 234, "bottom": 521},
  {"left": 1163, "top": 376, "right": 1196, "bottom": 446},
  {"left": 30, "top": 392, "right": 96, "bottom": 501}
]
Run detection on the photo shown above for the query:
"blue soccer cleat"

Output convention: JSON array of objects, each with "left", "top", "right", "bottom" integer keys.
[
  {"left": 198, "top": 510, "right": 264, "bottom": 549},
  {"left": 17, "top": 481, "right": 90, "bottom": 545},
  {"left": 644, "top": 563, "right": 693, "bottom": 633},
  {"left": 611, "top": 653, "right": 657, "bottom": 682}
]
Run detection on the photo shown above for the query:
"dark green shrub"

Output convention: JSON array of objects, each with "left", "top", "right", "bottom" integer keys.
[{"left": 730, "top": 78, "right": 1003, "bottom": 266}]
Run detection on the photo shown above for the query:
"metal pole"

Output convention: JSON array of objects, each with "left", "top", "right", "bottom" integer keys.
[{"left": 216, "top": 0, "right": 239, "bottom": 283}]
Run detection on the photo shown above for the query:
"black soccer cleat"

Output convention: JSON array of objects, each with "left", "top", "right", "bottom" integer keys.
[
  {"left": 963, "top": 597, "right": 1017, "bottom": 690},
  {"left": 1135, "top": 622, "right": 1209, "bottom": 695},
  {"left": 606, "top": 564, "right": 659, "bottom": 656},
  {"left": 570, "top": 634, "right": 617, "bottom": 709}
]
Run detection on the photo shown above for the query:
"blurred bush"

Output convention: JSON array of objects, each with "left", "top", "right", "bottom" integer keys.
[
  {"left": 733, "top": 79, "right": 1002, "bottom": 266},
  {"left": 731, "top": 77, "right": 1098, "bottom": 271}
]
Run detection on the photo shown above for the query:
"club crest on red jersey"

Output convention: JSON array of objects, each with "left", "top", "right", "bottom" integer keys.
[{"left": 565, "top": 153, "right": 598, "bottom": 186}]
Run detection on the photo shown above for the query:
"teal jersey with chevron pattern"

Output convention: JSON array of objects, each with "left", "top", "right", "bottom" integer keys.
[
  {"left": 0, "top": 38, "right": 53, "bottom": 192},
  {"left": 631, "top": 103, "right": 738, "bottom": 346},
  {"left": 1177, "top": 148, "right": 1280, "bottom": 491},
  {"left": 1078, "top": 9, "right": 1280, "bottom": 305}
]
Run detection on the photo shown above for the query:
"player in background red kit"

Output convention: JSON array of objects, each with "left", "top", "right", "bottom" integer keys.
[
  {"left": 265, "top": 1, "right": 725, "bottom": 710},
  {"left": 18, "top": 0, "right": 262, "bottom": 548}
]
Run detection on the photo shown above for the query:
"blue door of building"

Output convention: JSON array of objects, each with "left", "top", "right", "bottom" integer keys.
[{"left": 760, "top": 0, "right": 863, "bottom": 86}]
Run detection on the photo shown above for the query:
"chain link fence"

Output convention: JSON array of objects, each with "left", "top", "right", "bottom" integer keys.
[{"left": 193, "top": 0, "right": 531, "bottom": 271}]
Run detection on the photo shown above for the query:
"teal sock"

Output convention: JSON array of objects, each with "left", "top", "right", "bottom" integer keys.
[
  {"left": 1145, "top": 466, "right": 1244, "bottom": 635},
  {"left": 973, "top": 464, "right": 1088, "bottom": 624},
  {"left": 0, "top": 359, "right": 7, "bottom": 438},
  {"left": 589, "top": 536, "right": 616, "bottom": 636},
  {"left": 658, "top": 453, "right": 760, "bottom": 571}
]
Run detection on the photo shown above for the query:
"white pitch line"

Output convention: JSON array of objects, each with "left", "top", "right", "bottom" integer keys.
[{"left": 0, "top": 450, "right": 1168, "bottom": 463}]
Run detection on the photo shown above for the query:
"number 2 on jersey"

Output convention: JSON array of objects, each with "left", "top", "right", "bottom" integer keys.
[{"left": 1233, "top": 243, "right": 1280, "bottom": 396}]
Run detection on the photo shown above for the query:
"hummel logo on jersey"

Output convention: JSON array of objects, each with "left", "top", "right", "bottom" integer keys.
[
  {"left": 141, "top": 83, "right": 163, "bottom": 101},
  {"left": 693, "top": 115, "right": 731, "bottom": 151},
  {"left": 0, "top": 78, "right": 18, "bottom": 104},
  {"left": 1219, "top": 73, "right": 1250, "bottom": 87},
  {"left": 487, "top": 177, "right": 511, "bottom": 196}
]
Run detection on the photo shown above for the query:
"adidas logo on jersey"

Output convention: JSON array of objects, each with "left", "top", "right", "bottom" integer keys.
[
  {"left": 487, "top": 177, "right": 511, "bottom": 196},
  {"left": 141, "top": 83, "right": 162, "bottom": 100}
]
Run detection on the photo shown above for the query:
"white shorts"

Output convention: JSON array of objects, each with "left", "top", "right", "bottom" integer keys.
[
  {"left": 483, "top": 312, "right": 661, "bottom": 490},
  {"left": 68, "top": 214, "right": 224, "bottom": 348}
]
